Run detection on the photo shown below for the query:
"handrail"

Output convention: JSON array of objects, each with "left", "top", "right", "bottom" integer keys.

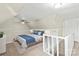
[
  {"left": 43, "top": 33, "right": 74, "bottom": 40},
  {"left": 43, "top": 34, "right": 65, "bottom": 39}
]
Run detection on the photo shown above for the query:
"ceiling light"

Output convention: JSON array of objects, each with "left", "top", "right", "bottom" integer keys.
[
  {"left": 21, "top": 20, "right": 25, "bottom": 24},
  {"left": 21, "top": 22, "right": 25, "bottom": 24},
  {"left": 49, "top": 3, "right": 68, "bottom": 8},
  {"left": 55, "top": 3, "right": 62, "bottom": 8}
]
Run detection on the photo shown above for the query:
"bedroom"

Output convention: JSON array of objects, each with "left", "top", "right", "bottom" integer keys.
[{"left": 0, "top": 3, "right": 79, "bottom": 56}]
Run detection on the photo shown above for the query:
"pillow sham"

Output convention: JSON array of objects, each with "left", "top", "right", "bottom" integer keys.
[{"left": 33, "top": 30, "right": 44, "bottom": 36}]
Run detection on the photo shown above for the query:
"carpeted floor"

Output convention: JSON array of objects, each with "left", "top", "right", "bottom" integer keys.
[
  {"left": 1, "top": 41, "right": 79, "bottom": 56},
  {"left": 3, "top": 42, "right": 48, "bottom": 56}
]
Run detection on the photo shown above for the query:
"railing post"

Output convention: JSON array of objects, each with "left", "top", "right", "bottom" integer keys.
[
  {"left": 64, "top": 36, "right": 69, "bottom": 56},
  {"left": 56, "top": 36, "right": 59, "bottom": 56},
  {"left": 43, "top": 34, "right": 45, "bottom": 52},
  {"left": 51, "top": 36, "right": 54, "bottom": 56}
]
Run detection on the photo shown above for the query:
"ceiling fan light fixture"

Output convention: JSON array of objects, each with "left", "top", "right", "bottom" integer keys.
[
  {"left": 21, "top": 20, "right": 25, "bottom": 24},
  {"left": 21, "top": 21, "right": 25, "bottom": 24}
]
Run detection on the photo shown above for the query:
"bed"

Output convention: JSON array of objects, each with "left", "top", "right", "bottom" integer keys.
[{"left": 14, "top": 30, "right": 44, "bottom": 48}]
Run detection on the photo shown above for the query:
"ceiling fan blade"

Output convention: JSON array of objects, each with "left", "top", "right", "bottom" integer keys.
[
  {"left": 6, "top": 5, "right": 17, "bottom": 16},
  {"left": 6, "top": 5, "right": 31, "bottom": 24}
]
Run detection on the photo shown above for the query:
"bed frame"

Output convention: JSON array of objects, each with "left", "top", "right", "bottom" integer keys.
[{"left": 43, "top": 33, "right": 74, "bottom": 56}]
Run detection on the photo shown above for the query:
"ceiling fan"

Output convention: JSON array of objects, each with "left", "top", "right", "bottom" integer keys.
[{"left": 6, "top": 4, "right": 30, "bottom": 24}]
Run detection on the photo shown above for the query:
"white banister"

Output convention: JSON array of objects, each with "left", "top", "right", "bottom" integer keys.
[{"left": 43, "top": 33, "right": 74, "bottom": 56}]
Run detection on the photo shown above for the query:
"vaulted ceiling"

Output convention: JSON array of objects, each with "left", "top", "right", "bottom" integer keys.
[{"left": 0, "top": 3, "right": 79, "bottom": 23}]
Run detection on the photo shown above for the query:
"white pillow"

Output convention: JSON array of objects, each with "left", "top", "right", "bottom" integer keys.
[
  {"left": 38, "top": 32, "right": 42, "bottom": 35},
  {"left": 30, "top": 30, "right": 34, "bottom": 34}
]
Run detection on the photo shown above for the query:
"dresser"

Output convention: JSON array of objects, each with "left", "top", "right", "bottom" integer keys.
[{"left": 0, "top": 34, "right": 6, "bottom": 54}]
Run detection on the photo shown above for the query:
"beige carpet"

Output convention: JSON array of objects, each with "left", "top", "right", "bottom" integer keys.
[
  {"left": 3, "top": 42, "right": 48, "bottom": 56},
  {"left": 1, "top": 41, "right": 79, "bottom": 56}
]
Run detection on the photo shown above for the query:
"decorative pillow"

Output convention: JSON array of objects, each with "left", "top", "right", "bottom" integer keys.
[
  {"left": 38, "top": 32, "right": 42, "bottom": 35},
  {"left": 33, "top": 31, "right": 38, "bottom": 35},
  {"left": 33, "top": 30, "right": 44, "bottom": 36},
  {"left": 39, "top": 31, "right": 44, "bottom": 36}
]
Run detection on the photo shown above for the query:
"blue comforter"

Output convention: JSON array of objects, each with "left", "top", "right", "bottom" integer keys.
[{"left": 19, "top": 35, "right": 35, "bottom": 45}]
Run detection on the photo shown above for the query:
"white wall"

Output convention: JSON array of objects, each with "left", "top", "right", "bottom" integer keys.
[
  {"left": 28, "top": 15, "right": 63, "bottom": 36},
  {"left": 27, "top": 14, "right": 79, "bottom": 42},
  {"left": 63, "top": 18, "right": 79, "bottom": 42},
  {"left": 0, "top": 17, "right": 29, "bottom": 44}
]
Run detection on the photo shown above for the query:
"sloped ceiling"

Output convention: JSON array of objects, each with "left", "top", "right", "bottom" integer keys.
[
  {"left": 7, "top": 3, "right": 79, "bottom": 20},
  {"left": 0, "top": 3, "right": 25, "bottom": 24},
  {"left": 0, "top": 4, "right": 12, "bottom": 24},
  {"left": 0, "top": 3, "right": 79, "bottom": 24}
]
